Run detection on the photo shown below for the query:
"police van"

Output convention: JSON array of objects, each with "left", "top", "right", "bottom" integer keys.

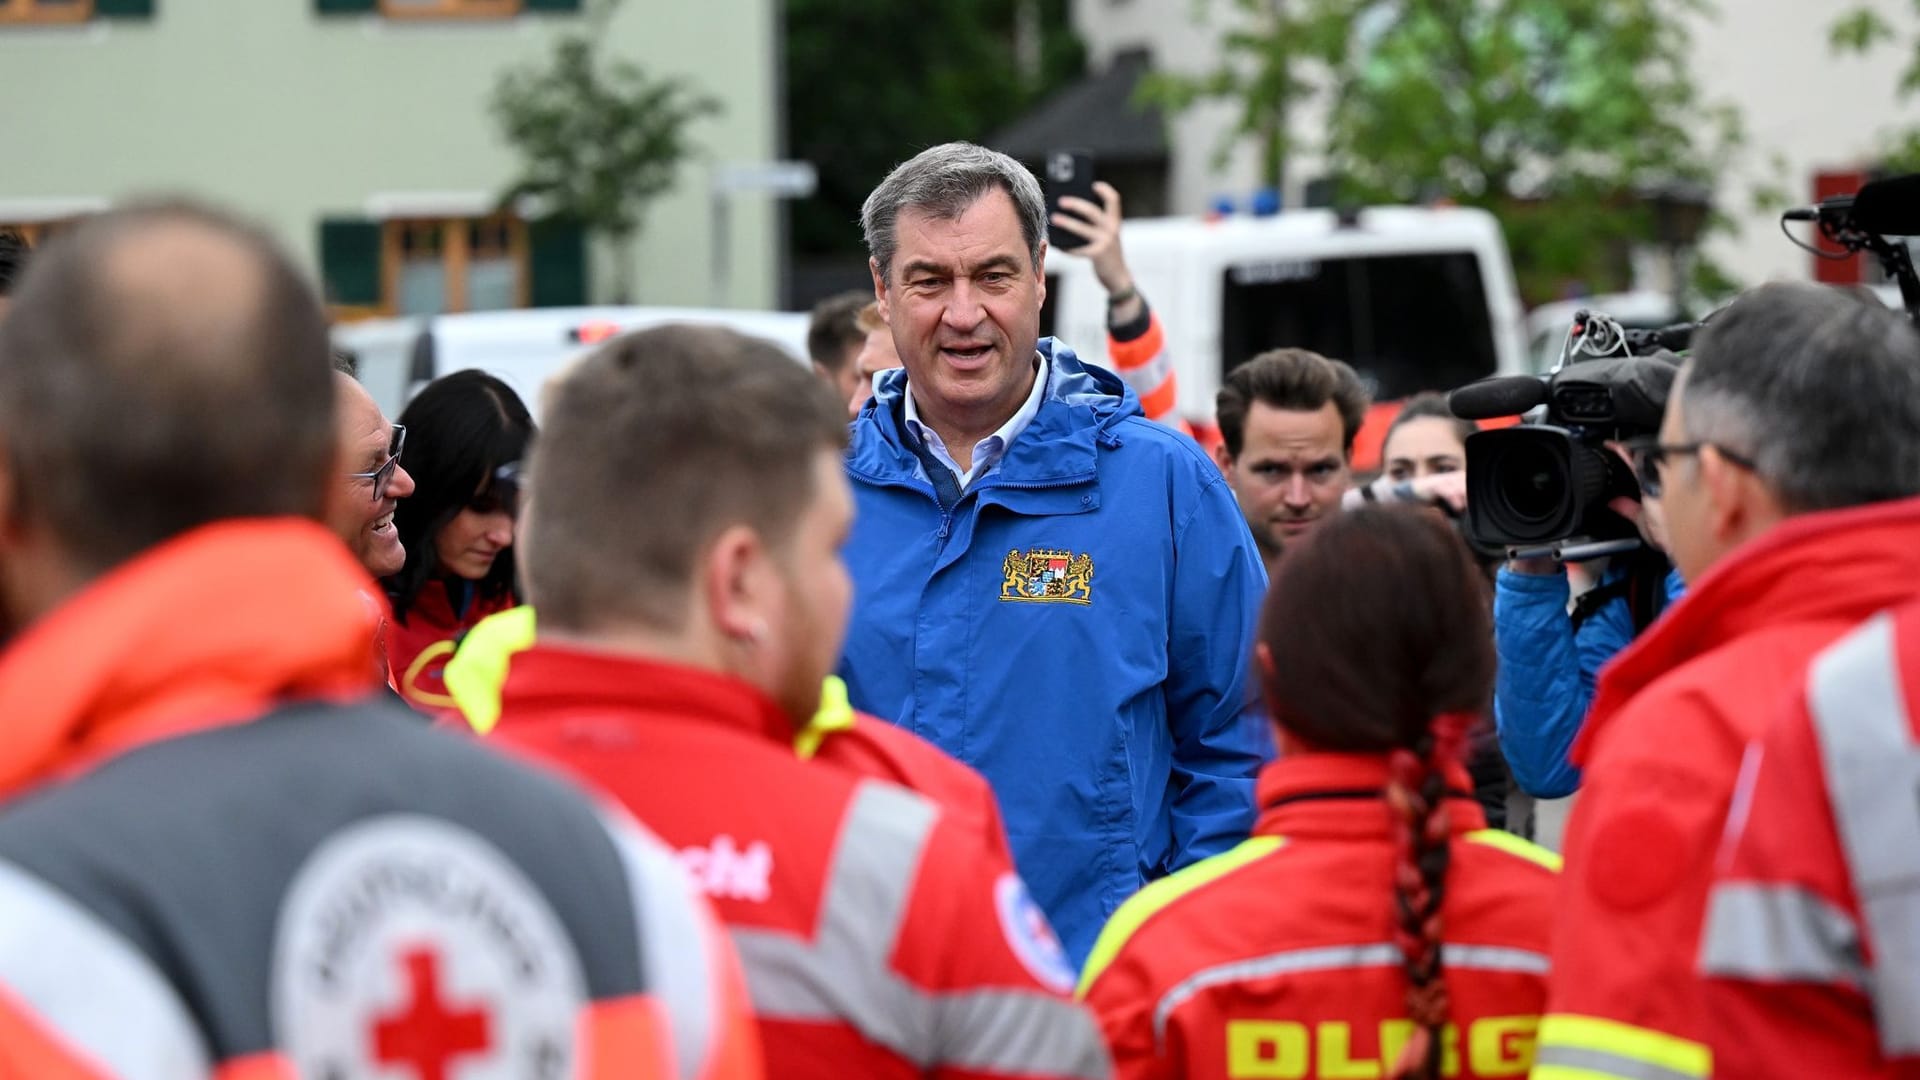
[
  {"left": 333, "top": 306, "right": 813, "bottom": 420},
  {"left": 1043, "top": 205, "right": 1526, "bottom": 467}
]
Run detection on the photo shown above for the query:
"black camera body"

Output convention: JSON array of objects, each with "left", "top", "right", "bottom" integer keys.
[{"left": 1451, "top": 316, "right": 1685, "bottom": 554}]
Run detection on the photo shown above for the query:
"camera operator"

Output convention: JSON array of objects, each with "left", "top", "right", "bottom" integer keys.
[
  {"left": 1494, "top": 481, "right": 1684, "bottom": 799},
  {"left": 1534, "top": 281, "right": 1920, "bottom": 1080}
]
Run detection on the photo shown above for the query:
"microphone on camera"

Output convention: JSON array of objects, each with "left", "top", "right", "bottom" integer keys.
[{"left": 1449, "top": 375, "right": 1549, "bottom": 421}]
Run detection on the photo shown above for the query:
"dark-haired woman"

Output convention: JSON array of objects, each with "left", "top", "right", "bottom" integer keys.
[
  {"left": 383, "top": 370, "right": 532, "bottom": 713},
  {"left": 1079, "top": 506, "right": 1558, "bottom": 1080}
]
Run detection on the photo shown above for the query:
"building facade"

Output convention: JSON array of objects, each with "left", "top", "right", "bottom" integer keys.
[{"left": 0, "top": 0, "right": 780, "bottom": 316}]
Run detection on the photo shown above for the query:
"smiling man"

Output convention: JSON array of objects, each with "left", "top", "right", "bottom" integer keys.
[
  {"left": 325, "top": 371, "right": 415, "bottom": 577},
  {"left": 1213, "top": 348, "right": 1371, "bottom": 570},
  {"left": 839, "top": 142, "right": 1270, "bottom": 967}
]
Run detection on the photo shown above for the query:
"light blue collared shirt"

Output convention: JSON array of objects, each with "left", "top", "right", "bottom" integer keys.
[{"left": 903, "top": 354, "right": 1048, "bottom": 490}]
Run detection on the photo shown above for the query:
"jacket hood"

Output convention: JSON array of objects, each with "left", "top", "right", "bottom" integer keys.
[{"left": 849, "top": 339, "right": 1143, "bottom": 484}]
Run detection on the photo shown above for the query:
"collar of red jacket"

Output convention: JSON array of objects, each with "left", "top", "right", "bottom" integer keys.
[
  {"left": 496, "top": 642, "right": 798, "bottom": 746},
  {"left": 1577, "top": 493, "right": 1920, "bottom": 763},
  {"left": 1253, "top": 751, "right": 1486, "bottom": 841},
  {"left": 0, "top": 518, "right": 383, "bottom": 801}
]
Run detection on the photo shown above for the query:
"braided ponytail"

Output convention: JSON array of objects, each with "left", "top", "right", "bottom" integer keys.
[{"left": 1385, "top": 711, "right": 1474, "bottom": 1080}]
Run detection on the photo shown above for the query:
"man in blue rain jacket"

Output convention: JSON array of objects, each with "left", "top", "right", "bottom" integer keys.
[{"left": 840, "top": 142, "right": 1270, "bottom": 966}]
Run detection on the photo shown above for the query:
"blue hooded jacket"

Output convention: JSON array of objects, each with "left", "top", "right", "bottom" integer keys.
[{"left": 838, "top": 341, "right": 1271, "bottom": 966}]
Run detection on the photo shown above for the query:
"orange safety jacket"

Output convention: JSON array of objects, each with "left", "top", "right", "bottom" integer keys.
[
  {"left": 489, "top": 644, "right": 1112, "bottom": 1080},
  {"left": 1699, "top": 602, "right": 1920, "bottom": 1078},
  {"left": 1078, "top": 753, "right": 1559, "bottom": 1080},
  {"left": 1107, "top": 304, "right": 1192, "bottom": 436}
]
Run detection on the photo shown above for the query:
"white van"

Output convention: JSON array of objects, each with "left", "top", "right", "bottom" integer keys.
[
  {"left": 1044, "top": 205, "right": 1526, "bottom": 460},
  {"left": 332, "top": 306, "right": 813, "bottom": 419}
]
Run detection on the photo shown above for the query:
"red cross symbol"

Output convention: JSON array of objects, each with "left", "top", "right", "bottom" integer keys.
[{"left": 372, "top": 946, "right": 493, "bottom": 1080}]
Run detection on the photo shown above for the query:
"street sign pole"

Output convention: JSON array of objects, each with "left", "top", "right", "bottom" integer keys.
[{"left": 710, "top": 161, "right": 819, "bottom": 308}]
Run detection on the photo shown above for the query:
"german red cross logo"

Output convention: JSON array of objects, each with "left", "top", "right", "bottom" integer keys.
[{"left": 373, "top": 947, "right": 493, "bottom": 1080}]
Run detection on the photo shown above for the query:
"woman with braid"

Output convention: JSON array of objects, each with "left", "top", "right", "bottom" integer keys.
[{"left": 1077, "top": 506, "right": 1559, "bottom": 1079}]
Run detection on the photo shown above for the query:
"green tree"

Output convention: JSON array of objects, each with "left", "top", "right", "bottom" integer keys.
[
  {"left": 491, "top": 0, "right": 720, "bottom": 303},
  {"left": 1147, "top": 0, "right": 1742, "bottom": 304},
  {"left": 1830, "top": 2, "right": 1920, "bottom": 169},
  {"left": 785, "top": 0, "right": 1085, "bottom": 258}
]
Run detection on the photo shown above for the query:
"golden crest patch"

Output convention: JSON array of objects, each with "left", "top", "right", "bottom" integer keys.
[{"left": 1000, "top": 548, "right": 1094, "bottom": 604}]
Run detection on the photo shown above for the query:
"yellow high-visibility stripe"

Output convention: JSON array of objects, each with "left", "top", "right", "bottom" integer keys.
[
  {"left": 1465, "top": 828, "right": 1563, "bottom": 872},
  {"left": 1535, "top": 1014, "right": 1711, "bottom": 1079},
  {"left": 444, "top": 604, "right": 537, "bottom": 734},
  {"left": 796, "top": 676, "right": 857, "bottom": 759},
  {"left": 1076, "top": 836, "right": 1286, "bottom": 998}
]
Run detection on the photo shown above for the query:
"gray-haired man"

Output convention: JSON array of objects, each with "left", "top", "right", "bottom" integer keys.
[{"left": 836, "top": 141, "right": 1271, "bottom": 966}]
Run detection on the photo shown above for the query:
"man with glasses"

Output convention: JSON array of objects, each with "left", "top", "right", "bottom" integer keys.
[
  {"left": 325, "top": 371, "right": 416, "bottom": 577},
  {"left": 1532, "top": 281, "right": 1920, "bottom": 1080}
]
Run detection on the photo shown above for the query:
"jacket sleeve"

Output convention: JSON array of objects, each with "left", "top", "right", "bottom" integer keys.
[
  {"left": 1494, "top": 563, "right": 1642, "bottom": 798},
  {"left": 1534, "top": 695, "right": 1721, "bottom": 1080},
  {"left": 1162, "top": 473, "right": 1271, "bottom": 873},
  {"left": 896, "top": 812, "right": 1114, "bottom": 1080},
  {"left": 1699, "top": 705, "right": 1889, "bottom": 1078}
]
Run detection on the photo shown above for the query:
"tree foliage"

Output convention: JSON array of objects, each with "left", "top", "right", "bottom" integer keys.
[
  {"left": 1145, "top": 0, "right": 1742, "bottom": 303},
  {"left": 785, "top": 0, "right": 1085, "bottom": 257},
  {"left": 492, "top": 0, "right": 720, "bottom": 302},
  {"left": 1831, "top": 2, "right": 1920, "bottom": 170}
]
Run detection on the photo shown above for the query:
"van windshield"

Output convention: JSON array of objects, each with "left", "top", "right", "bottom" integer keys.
[{"left": 1219, "top": 252, "right": 1497, "bottom": 400}]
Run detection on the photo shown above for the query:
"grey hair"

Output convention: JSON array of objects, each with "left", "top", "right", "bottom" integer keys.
[
  {"left": 860, "top": 142, "right": 1047, "bottom": 284},
  {"left": 1680, "top": 281, "right": 1920, "bottom": 513}
]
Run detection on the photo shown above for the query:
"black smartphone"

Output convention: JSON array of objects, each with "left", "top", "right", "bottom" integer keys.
[{"left": 1044, "top": 149, "right": 1098, "bottom": 252}]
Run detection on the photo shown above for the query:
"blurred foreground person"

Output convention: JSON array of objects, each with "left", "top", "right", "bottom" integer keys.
[
  {"left": 1699, "top": 599, "right": 1920, "bottom": 1077},
  {"left": 1534, "top": 282, "right": 1920, "bottom": 1080},
  {"left": 0, "top": 205, "right": 758, "bottom": 1078},
  {"left": 489, "top": 324, "right": 1110, "bottom": 1078},
  {"left": 0, "top": 228, "right": 27, "bottom": 321},
  {"left": 1079, "top": 507, "right": 1558, "bottom": 1079},
  {"left": 385, "top": 370, "right": 531, "bottom": 711}
]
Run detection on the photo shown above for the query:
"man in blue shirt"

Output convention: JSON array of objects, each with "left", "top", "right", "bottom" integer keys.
[{"left": 838, "top": 142, "right": 1270, "bottom": 965}]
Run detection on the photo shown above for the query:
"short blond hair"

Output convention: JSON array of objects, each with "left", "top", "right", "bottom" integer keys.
[{"left": 856, "top": 301, "right": 885, "bottom": 335}]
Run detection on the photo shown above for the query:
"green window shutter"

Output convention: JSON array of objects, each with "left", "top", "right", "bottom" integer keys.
[
  {"left": 319, "top": 218, "right": 383, "bottom": 307},
  {"left": 94, "top": 0, "right": 155, "bottom": 16},
  {"left": 522, "top": 0, "right": 582, "bottom": 11},
  {"left": 528, "top": 219, "right": 588, "bottom": 307},
  {"left": 314, "top": 0, "right": 377, "bottom": 13}
]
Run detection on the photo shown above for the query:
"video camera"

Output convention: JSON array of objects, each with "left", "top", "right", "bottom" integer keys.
[
  {"left": 1446, "top": 171, "right": 1920, "bottom": 560},
  {"left": 1449, "top": 319, "right": 1684, "bottom": 557}
]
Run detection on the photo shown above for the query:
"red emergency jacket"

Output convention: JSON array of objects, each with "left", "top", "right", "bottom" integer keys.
[
  {"left": 1535, "top": 496, "right": 1920, "bottom": 1080},
  {"left": 1078, "top": 753, "right": 1559, "bottom": 1080},
  {"left": 488, "top": 644, "right": 1112, "bottom": 1080},
  {"left": 1699, "top": 600, "right": 1920, "bottom": 1078},
  {"left": 385, "top": 578, "right": 516, "bottom": 714}
]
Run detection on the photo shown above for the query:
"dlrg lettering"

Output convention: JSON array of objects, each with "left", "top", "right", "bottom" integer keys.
[{"left": 1224, "top": 1016, "right": 1538, "bottom": 1078}]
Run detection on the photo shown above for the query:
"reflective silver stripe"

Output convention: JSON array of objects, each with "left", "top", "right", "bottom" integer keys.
[
  {"left": 1150, "top": 941, "right": 1550, "bottom": 1048},
  {"left": 734, "top": 781, "right": 1109, "bottom": 1078},
  {"left": 1698, "top": 882, "right": 1866, "bottom": 992},
  {"left": 1116, "top": 346, "right": 1174, "bottom": 399},
  {"left": 599, "top": 807, "right": 721, "bottom": 1080},
  {"left": 0, "top": 857, "right": 210, "bottom": 1077},
  {"left": 1807, "top": 612, "right": 1920, "bottom": 1053},
  {"left": 1532, "top": 1044, "right": 1703, "bottom": 1080}
]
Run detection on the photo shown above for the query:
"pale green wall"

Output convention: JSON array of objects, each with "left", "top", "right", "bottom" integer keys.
[{"left": 0, "top": 1, "right": 779, "bottom": 309}]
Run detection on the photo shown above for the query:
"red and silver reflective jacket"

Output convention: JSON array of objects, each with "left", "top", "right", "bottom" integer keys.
[
  {"left": 489, "top": 645, "right": 1112, "bottom": 1080},
  {"left": 1700, "top": 603, "right": 1920, "bottom": 1078}
]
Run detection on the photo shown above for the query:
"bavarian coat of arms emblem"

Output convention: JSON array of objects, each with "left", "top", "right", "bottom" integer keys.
[{"left": 1000, "top": 548, "right": 1094, "bottom": 604}]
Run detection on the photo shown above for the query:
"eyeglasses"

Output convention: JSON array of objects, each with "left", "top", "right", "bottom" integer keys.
[
  {"left": 466, "top": 461, "right": 524, "bottom": 518},
  {"left": 1623, "top": 434, "right": 1757, "bottom": 498},
  {"left": 346, "top": 424, "right": 407, "bottom": 502}
]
